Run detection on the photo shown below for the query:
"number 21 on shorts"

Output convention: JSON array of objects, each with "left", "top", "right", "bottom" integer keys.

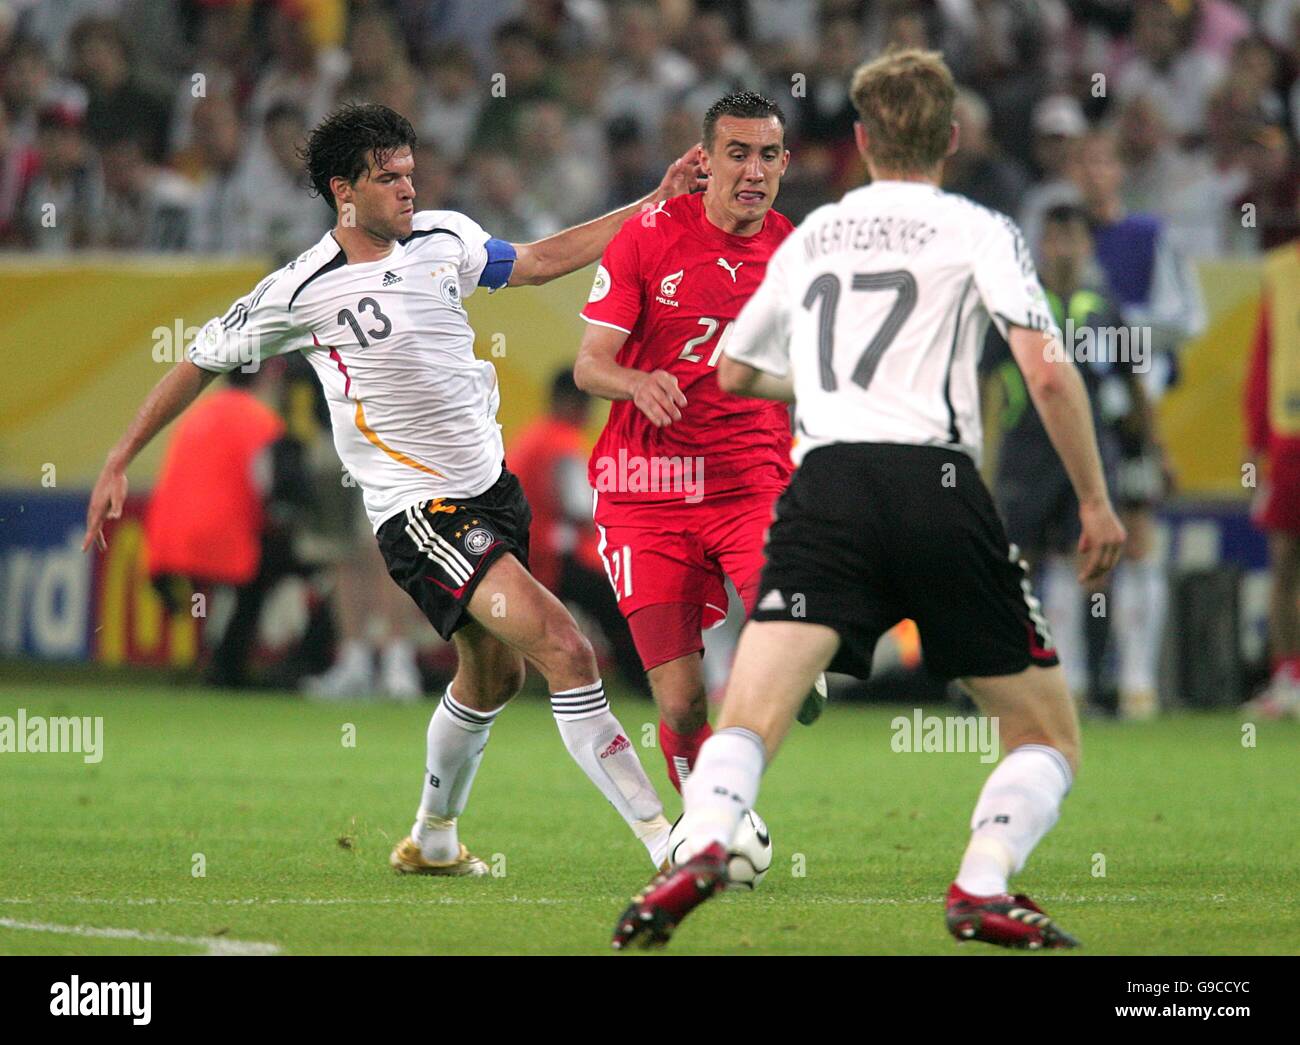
[{"left": 604, "top": 544, "right": 633, "bottom": 600}]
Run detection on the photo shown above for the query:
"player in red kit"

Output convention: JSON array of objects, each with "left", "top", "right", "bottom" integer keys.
[{"left": 575, "top": 91, "right": 820, "bottom": 793}]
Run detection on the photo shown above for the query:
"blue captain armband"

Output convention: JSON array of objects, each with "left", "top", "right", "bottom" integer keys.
[{"left": 480, "top": 238, "right": 517, "bottom": 291}]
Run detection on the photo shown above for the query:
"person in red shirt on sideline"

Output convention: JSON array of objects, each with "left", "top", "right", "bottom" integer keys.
[
  {"left": 575, "top": 91, "right": 821, "bottom": 792},
  {"left": 145, "top": 364, "right": 285, "bottom": 687},
  {"left": 1244, "top": 235, "right": 1300, "bottom": 719},
  {"left": 510, "top": 369, "right": 648, "bottom": 695}
]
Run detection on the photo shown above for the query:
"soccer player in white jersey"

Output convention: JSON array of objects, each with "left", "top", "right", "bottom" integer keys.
[
  {"left": 83, "top": 103, "right": 708, "bottom": 876},
  {"left": 612, "top": 51, "right": 1126, "bottom": 950}
]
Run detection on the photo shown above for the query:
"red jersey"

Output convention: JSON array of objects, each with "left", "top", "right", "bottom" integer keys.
[
  {"left": 581, "top": 192, "right": 795, "bottom": 503},
  {"left": 509, "top": 415, "right": 602, "bottom": 590},
  {"left": 145, "top": 388, "right": 284, "bottom": 585}
]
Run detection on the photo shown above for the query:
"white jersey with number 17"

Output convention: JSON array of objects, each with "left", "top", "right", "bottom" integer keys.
[{"left": 724, "top": 180, "right": 1060, "bottom": 467}]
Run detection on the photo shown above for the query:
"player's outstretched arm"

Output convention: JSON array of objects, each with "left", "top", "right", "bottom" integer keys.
[
  {"left": 717, "top": 356, "right": 794, "bottom": 402},
  {"left": 82, "top": 359, "right": 218, "bottom": 552},
  {"left": 507, "top": 144, "right": 706, "bottom": 287},
  {"left": 574, "top": 322, "right": 686, "bottom": 427},
  {"left": 1008, "top": 325, "right": 1125, "bottom": 581}
]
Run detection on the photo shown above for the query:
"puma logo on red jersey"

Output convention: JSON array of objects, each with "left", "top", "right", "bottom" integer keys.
[{"left": 717, "top": 257, "right": 743, "bottom": 281}]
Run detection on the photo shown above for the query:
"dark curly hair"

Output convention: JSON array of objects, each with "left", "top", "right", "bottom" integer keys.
[
  {"left": 300, "top": 103, "right": 418, "bottom": 211},
  {"left": 702, "top": 90, "right": 786, "bottom": 149}
]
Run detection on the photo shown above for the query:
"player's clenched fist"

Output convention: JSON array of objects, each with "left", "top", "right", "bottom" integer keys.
[{"left": 631, "top": 370, "right": 687, "bottom": 428}]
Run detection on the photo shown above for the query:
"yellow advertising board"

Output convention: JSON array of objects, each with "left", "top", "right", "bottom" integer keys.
[{"left": 0, "top": 255, "right": 1261, "bottom": 497}]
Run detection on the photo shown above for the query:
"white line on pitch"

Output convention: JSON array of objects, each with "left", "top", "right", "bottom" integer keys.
[
  {"left": 0, "top": 894, "right": 1152, "bottom": 908},
  {"left": 0, "top": 917, "right": 280, "bottom": 955}
]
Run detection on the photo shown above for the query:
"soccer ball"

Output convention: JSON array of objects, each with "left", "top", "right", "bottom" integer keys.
[{"left": 668, "top": 808, "right": 772, "bottom": 890}]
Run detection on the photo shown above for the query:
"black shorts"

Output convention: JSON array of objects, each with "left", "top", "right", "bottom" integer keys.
[
  {"left": 751, "top": 443, "right": 1059, "bottom": 680},
  {"left": 376, "top": 467, "right": 532, "bottom": 640}
]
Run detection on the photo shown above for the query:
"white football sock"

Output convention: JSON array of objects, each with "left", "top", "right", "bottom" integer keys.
[
  {"left": 551, "top": 681, "right": 671, "bottom": 866},
  {"left": 412, "top": 684, "right": 503, "bottom": 862},
  {"left": 1042, "top": 555, "right": 1087, "bottom": 695},
  {"left": 1114, "top": 558, "right": 1167, "bottom": 694},
  {"left": 679, "top": 727, "right": 767, "bottom": 861},
  {"left": 956, "top": 743, "right": 1072, "bottom": 897}
]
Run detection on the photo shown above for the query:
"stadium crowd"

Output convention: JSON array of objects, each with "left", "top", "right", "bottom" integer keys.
[
  {"left": 0, "top": 0, "right": 1297, "bottom": 259},
  {"left": 5, "top": 0, "right": 1295, "bottom": 715}
]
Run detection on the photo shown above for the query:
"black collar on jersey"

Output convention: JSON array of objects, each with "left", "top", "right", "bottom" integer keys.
[
  {"left": 399, "top": 226, "right": 463, "bottom": 246},
  {"left": 288, "top": 249, "right": 347, "bottom": 311}
]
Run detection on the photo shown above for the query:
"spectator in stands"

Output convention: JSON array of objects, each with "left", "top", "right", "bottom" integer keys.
[
  {"left": 1019, "top": 93, "right": 1088, "bottom": 261},
  {"left": 790, "top": 14, "right": 861, "bottom": 181},
  {"left": 944, "top": 86, "right": 1029, "bottom": 218},
  {"left": 0, "top": 96, "right": 38, "bottom": 246},
  {"left": 167, "top": 4, "right": 253, "bottom": 155},
  {"left": 20, "top": 102, "right": 101, "bottom": 252},
  {"left": 469, "top": 20, "right": 560, "bottom": 154},
  {"left": 336, "top": 8, "right": 411, "bottom": 106},
  {"left": 246, "top": 2, "right": 348, "bottom": 141},
  {"left": 517, "top": 98, "right": 606, "bottom": 225},
  {"left": 677, "top": 9, "right": 761, "bottom": 120},
  {"left": 1236, "top": 121, "right": 1300, "bottom": 252},
  {"left": 556, "top": 47, "right": 609, "bottom": 157},
  {"left": 463, "top": 149, "right": 559, "bottom": 242},
  {"left": 173, "top": 95, "right": 246, "bottom": 254},
  {"left": 1244, "top": 213, "right": 1300, "bottom": 719},
  {"left": 418, "top": 43, "right": 483, "bottom": 164},
  {"left": 93, "top": 133, "right": 193, "bottom": 251},
  {"left": 1110, "top": 0, "right": 1232, "bottom": 143},
  {"left": 2, "top": 36, "right": 86, "bottom": 152},
  {"left": 410, "top": 142, "right": 459, "bottom": 211},
  {"left": 510, "top": 370, "right": 648, "bottom": 695},
  {"left": 68, "top": 16, "right": 171, "bottom": 162},
  {"left": 1117, "top": 91, "right": 1234, "bottom": 257},
  {"left": 1229, "top": 33, "right": 1288, "bottom": 127},
  {"left": 517, "top": 0, "right": 611, "bottom": 57},
  {"left": 602, "top": 0, "right": 696, "bottom": 152},
  {"left": 604, "top": 115, "right": 660, "bottom": 213},
  {"left": 234, "top": 101, "right": 331, "bottom": 265}
]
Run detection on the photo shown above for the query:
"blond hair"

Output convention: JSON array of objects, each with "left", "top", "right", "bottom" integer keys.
[{"left": 849, "top": 49, "right": 956, "bottom": 175}]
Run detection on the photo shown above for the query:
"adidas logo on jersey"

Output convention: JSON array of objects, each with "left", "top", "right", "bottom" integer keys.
[
  {"left": 382, "top": 270, "right": 402, "bottom": 286},
  {"left": 757, "top": 590, "right": 787, "bottom": 612}
]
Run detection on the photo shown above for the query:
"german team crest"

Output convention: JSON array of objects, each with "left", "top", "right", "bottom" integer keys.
[{"left": 463, "top": 527, "right": 493, "bottom": 554}]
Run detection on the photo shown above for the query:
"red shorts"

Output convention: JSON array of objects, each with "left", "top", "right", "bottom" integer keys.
[
  {"left": 593, "top": 487, "right": 781, "bottom": 667},
  {"left": 1255, "top": 449, "right": 1300, "bottom": 535}
]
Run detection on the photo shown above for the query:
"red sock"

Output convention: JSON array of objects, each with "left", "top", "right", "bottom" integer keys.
[
  {"left": 659, "top": 719, "right": 713, "bottom": 793},
  {"left": 1272, "top": 654, "right": 1300, "bottom": 680}
]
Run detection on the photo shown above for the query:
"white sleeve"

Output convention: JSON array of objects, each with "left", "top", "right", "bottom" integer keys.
[
  {"left": 723, "top": 240, "right": 794, "bottom": 377},
  {"left": 186, "top": 270, "right": 305, "bottom": 373},
  {"left": 969, "top": 211, "right": 1061, "bottom": 341},
  {"left": 421, "top": 210, "right": 493, "bottom": 298}
]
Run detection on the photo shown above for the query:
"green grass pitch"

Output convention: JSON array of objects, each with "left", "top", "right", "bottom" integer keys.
[{"left": 1, "top": 682, "right": 1297, "bottom": 955}]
